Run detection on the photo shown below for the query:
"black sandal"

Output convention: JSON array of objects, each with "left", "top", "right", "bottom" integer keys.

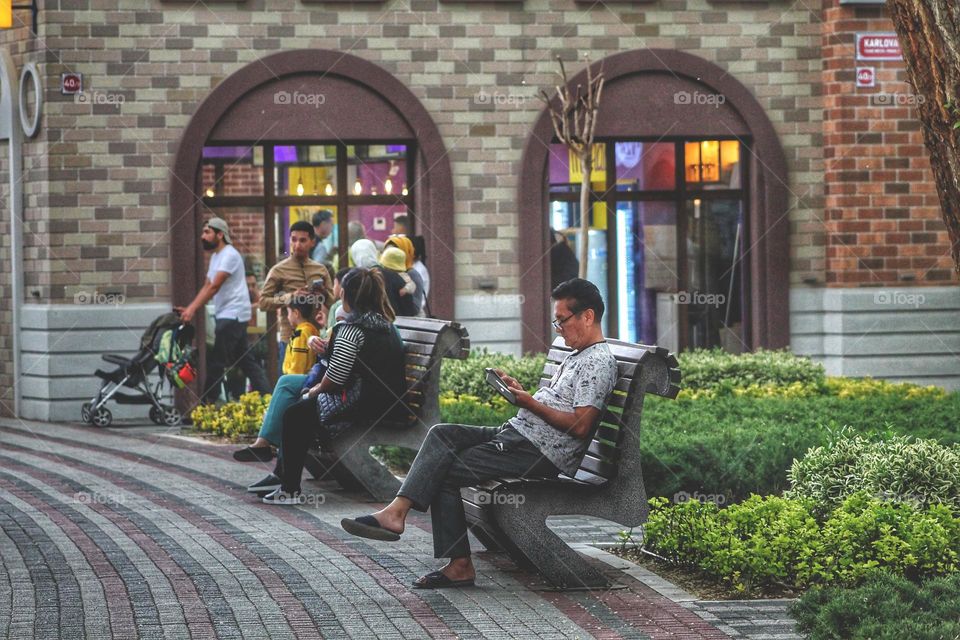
[
  {"left": 340, "top": 515, "right": 401, "bottom": 541},
  {"left": 233, "top": 446, "right": 274, "bottom": 462},
  {"left": 412, "top": 570, "right": 475, "bottom": 589}
]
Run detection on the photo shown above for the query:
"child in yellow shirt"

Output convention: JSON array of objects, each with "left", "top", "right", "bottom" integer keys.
[{"left": 283, "top": 297, "right": 319, "bottom": 375}]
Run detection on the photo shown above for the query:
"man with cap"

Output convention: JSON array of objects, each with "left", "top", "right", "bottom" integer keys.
[
  {"left": 311, "top": 210, "right": 335, "bottom": 264},
  {"left": 177, "top": 217, "right": 271, "bottom": 404}
]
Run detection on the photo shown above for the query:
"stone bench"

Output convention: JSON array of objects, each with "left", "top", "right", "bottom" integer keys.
[
  {"left": 305, "top": 317, "right": 470, "bottom": 501},
  {"left": 461, "top": 338, "right": 681, "bottom": 589}
]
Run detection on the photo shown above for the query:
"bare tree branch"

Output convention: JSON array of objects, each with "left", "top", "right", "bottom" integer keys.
[{"left": 540, "top": 56, "right": 605, "bottom": 279}]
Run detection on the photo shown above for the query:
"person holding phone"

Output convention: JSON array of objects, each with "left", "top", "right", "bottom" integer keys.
[{"left": 340, "top": 278, "right": 618, "bottom": 589}]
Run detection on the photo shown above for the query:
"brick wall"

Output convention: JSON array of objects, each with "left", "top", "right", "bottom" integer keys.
[
  {"left": 822, "top": 2, "right": 953, "bottom": 286},
  {"left": 19, "top": 0, "right": 828, "bottom": 302},
  {"left": 201, "top": 163, "right": 263, "bottom": 197},
  {"left": 0, "top": 18, "right": 51, "bottom": 405},
  {"left": 2, "top": 0, "right": 955, "bottom": 414}
]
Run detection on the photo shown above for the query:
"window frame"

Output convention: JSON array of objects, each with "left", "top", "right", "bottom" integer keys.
[{"left": 547, "top": 136, "right": 751, "bottom": 346}]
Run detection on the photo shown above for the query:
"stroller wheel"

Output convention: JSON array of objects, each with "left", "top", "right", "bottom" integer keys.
[
  {"left": 81, "top": 402, "right": 94, "bottom": 424},
  {"left": 91, "top": 407, "right": 113, "bottom": 428},
  {"left": 149, "top": 406, "right": 164, "bottom": 425},
  {"left": 161, "top": 406, "right": 182, "bottom": 427}
]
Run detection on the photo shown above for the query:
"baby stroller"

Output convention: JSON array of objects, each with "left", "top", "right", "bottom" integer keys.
[{"left": 81, "top": 312, "right": 197, "bottom": 428}]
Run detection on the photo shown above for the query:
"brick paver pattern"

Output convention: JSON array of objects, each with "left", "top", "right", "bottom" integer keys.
[{"left": 0, "top": 419, "right": 797, "bottom": 639}]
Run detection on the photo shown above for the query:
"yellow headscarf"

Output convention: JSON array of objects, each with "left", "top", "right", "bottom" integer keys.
[{"left": 385, "top": 235, "right": 414, "bottom": 270}]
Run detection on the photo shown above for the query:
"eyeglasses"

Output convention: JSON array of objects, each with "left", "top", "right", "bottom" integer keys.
[{"left": 552, "top": 311, "right": 580, "bottom": 330}]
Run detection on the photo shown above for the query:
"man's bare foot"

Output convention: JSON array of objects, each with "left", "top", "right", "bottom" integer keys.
[
  {"left": 412, "top": 556, "right": 476, "bottom": 588},
  {"left": 250, "top": 437, "right": 270, "bottom": 448},
  {"left": 440, "top": 557, "right": 475, "bottom": 582},
  {"left": 369, "top": 507, "right": 405, "bottom": 535}
]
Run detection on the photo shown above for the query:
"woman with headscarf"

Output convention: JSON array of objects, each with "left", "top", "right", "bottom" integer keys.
[
  {"left": 349, "top": 238, "right": 380, "bottom": 269},
  {"left": 385, "top": 235, "right": 426, "bottom": 317}
]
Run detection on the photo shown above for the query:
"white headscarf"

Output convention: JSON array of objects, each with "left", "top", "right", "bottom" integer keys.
[{"left": 349, "top": 239, "right": 380, "bottom": 269}]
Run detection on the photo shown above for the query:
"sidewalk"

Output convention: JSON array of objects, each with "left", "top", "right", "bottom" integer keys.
[{"left": 0, "top": 418, "right": 800, "bottom": 639}]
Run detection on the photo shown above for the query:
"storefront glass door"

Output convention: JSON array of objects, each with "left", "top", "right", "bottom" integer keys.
[{"left": 548, "top": 138, "right": 748, "bottom": 352}]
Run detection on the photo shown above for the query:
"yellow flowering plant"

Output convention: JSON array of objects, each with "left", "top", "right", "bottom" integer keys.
[{"left": 189, "top": 392, "right": 271, "bottom": 442}]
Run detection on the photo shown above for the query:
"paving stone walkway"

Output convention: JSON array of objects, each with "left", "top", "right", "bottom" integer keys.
[{"left": 0, "top": 418, "right": 800, "bottom": 639}]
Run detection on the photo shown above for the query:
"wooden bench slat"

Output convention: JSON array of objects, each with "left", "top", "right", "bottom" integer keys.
[
  {"left": 597, "top": 409, "right": 625, "bottom": 430},
  {"left": 395, "top": 317, "right": 465, "bottom": 333},
  {"left": 578, "top": 453, "right": 616, "bottom": 479},
  {"left": 397, "top": 329, "right": 444, "bottom": 345},
  {"left": 587, "top": 439, "right": 619, "bottom": 462},
  {"left": 563, "top": 468, "right": 609, "bottom": 486},
  {"left": 403, "top": 355, "right": 434, "bottom": 369},
  {"left": 547, "top": 341, "right": 653, "bottom": 364},
  {"left": 403, "top": 342, "right": 441, "bottom": 356},
  {"left": 593, "top": 423, "right": 620, "bottom": 443}
]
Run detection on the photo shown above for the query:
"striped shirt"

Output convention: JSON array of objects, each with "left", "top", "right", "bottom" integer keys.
[{"left": 326, "top": 323, "right": 364, "bottom": 385}]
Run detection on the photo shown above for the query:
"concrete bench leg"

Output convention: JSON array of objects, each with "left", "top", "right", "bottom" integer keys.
[
  {"left": 467, "top": 523, "right": 506, "bottom": 554},
  {"left": 324, "top": 432, "right": 401, "bottom": 502},
  {"left": 492, "top": 488, "right": 611, "bottom": 589}
]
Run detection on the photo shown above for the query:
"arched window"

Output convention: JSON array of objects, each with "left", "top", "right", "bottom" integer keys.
[
  {"left": 519, "top": 50, "right": 789, "bottom": 354},
  {"left": 170, "top": 50, "right": 454, "bottom": 379},
  {"left": 548, "top": 139, "right": 748, "bottom": 352}
]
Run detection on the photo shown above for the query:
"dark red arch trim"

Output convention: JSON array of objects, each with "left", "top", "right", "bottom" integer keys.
[
  {"left": 518, "top": 49, "right": 790, "bottom": 353},
  {"left": 169, "top": 49, "right": 455, "bottom": 319}
]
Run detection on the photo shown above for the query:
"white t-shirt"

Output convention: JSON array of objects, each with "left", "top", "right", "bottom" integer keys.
[
  {"left": 412, "top": 260, "right": 430, "bottom": 298},
  {"left": 206, "top": 245, "right": 251, "bottom": 322}
]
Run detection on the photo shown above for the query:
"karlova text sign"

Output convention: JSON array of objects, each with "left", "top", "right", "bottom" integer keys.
[{"left": 856, "top": 33, "right": 903, "bottom": 61}]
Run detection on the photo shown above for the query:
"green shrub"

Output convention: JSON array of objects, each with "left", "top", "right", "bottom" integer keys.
[
  {"left": 440, "top": 393, "right": 516, "bottom": 426},
  {"left": 644, "top": 494, "right": 823, "bottom": 594},
  {"left": 788, "top": 434, "right": 960, "bottom": 514},
  {"left": 642, "top": 493, "right": 960, "bottom": 595},
  {"left": 641, "top": 393, "right": 960, "bottom": 502},
  {"left": 370, "top": 445, "right": 416, "bottom": 472},
  {"left": 791, "top": 572, "right": 960, "bottom": 640},
  {"left": 440, "top": 349, "right": 546, "bottom": 404},
  {"left": 677, "top": 348, "right": 825, "bottom": 392}
]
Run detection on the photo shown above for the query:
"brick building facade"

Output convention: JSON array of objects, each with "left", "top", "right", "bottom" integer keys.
[{"left": 0, "top": 0, "right": 957, "bottom": 421}]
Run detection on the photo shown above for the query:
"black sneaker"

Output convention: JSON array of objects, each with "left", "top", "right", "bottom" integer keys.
[
  {"left": 247, "top": 474, "right": 281, "bottom": 494},
  {"left": 262, "top": 489, "right": 305, "bottom": 506}
]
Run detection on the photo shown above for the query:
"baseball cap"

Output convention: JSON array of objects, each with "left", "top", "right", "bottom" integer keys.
[{"left": 204, "top": 217, "right": 232, "bottom": 244}]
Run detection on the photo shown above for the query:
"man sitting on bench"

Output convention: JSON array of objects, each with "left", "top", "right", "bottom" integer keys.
[{"left": 341, "top": 278, "right": 617, "bottom": 589}]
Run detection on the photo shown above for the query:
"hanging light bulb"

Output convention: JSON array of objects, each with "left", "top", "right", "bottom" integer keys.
[
  {"left": 401, "top": 184, "right": 408, "bottom": 196},
  {"left": 384, "top": 178, "right": 393, "bottom": 194},
  {"left": 296, "top": 176, "right": 304, "bottom": 197},
  {"left": 324, "top": 183, "right": 333, "bottom": 196},
  {"left": 204, "top": 187, "right": 215, "bottom": 198},
  {"left": 354, "top": 178, "right": 362, "bottom": 195}
]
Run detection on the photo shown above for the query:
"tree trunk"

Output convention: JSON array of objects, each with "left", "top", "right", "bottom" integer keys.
[
  {"left": 578, "top": 152, "right": 592, "bottom": 279},
  {"left": 887, "top": 0, "right": 960, "bottom": 273}
]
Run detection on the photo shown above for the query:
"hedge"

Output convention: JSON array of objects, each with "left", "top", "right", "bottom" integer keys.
[
  {"left": 642, "top": 492, "right": 960, "bottom": 595},
  {"left": 791, "top": 572, "right": 960, "bottom": 640},
  {"left": 787, "top": 434, "right": 960, "bottom": 515}
]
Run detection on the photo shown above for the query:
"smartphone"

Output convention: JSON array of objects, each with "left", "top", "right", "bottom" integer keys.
[{"left": 484, "top": 368, "right": 517, "bottom": 405}]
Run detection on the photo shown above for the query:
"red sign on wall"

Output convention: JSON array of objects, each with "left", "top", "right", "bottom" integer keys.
[
  {"left": 856, "top": 33, "right": 903, "bottom": 61},
  {"left": 856, "top": 67, "right": 875, "bottom": 88},
  {"left": 61, "top": 73, "right": 82, "bottom": 95}
]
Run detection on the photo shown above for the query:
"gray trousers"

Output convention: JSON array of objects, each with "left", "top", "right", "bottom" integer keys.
[{"left": 398, "top": 423, "right": 559, "bottom": 559}]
